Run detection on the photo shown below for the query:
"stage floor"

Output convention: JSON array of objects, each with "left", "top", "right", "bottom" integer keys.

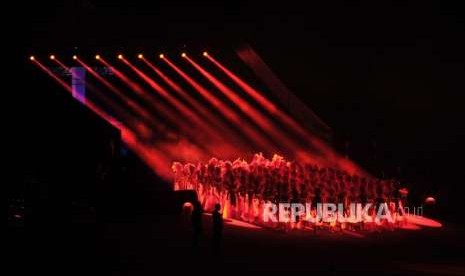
[
  {"left": 7, "top": 209, "right": 465, "bottom": 275},
  {"left": 94, "top": 213, "right": 465, "bottom": 275}
]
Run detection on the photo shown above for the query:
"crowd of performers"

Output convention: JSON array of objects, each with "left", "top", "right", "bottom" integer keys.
[{"left": 172, "top": 153, "right": 409, "bottom": 231}]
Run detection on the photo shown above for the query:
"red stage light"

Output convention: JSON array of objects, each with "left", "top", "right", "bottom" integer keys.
[
  {"left": 138, "top": 54, "right": 144, "bottom": 59},
  {"left": 95, "top": 55, "right": 100, "bottom": 60},
  {"left": 159, "top": 54, "right": 164, "bottom": 59},
  {"left": 50, "top": 55, "right": 55, "bottom": 60},
  {"left": 118, "top": 54, "right": 123, "bottom": 60},
  {"left": 181, "top": 52, "right": 186, "bottom": 58},
  {"left": 425, "top": 196, "right": 436, "bottom": 205},
  {"left": 29, "top": 56, "right": 35, "bottom": 61}
]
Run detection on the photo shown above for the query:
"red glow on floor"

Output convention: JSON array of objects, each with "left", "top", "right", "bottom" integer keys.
[
  {"left": 400, "top": 223, "right": 423, "bottom": 230},
  {"left": 204, "top": 213, "right": 262, "bottom": 230},
  {"left": 405, "top": 215, "right": 442, "bottom": 228}
]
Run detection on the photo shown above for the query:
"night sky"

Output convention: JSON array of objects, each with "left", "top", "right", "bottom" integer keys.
[{"left": 20, "top": 1, "right": 465, "bottom": 220}]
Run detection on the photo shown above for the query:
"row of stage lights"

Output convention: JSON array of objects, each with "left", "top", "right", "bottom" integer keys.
[{"left": 29, "top": 52, "right": 209, "bottom": 61}]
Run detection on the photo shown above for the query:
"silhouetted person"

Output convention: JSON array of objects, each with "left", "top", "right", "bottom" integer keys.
[
  {"left": 191, "top": 201, "right": 203, "bottom": 248},
  {"left": 212, "top": 203, "right": 223, "bottom": 252}
]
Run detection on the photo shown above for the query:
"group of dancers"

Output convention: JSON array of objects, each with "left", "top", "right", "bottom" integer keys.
[{"left": 172, "top": 153, "right": 408, "bottom": 231}]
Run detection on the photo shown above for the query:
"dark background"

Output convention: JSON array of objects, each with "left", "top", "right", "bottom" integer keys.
[{"left": 17, "top": 1, "right": 465, "bottom": 222}]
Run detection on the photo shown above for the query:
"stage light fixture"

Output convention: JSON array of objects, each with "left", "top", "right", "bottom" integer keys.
[
  {"left": 30, "top": 56, "right": 35, "bottom": 61},
  {"left": 95, "top": 55, "right": 100, "bottom": 60},
  {"left": 425, "top": 196, "right": 436, "bottom": 205},
  {"left": 50, "top": 55, "right": 55, "bottom": 60},
  {"left": 159, "top": 54, "right": 164, "bottom": 59},
  {"left": 203, "top": 51, "right": 208, "bottom": 56},
  {"left": 72, "top": 55, "right": 77, "bottom": 60},
  {"left": 118, "top": 54, "right": 123, "bottom": 59},
  {"left": 138, "top": 54, "right": 144, "bottom": 59},
  {"left": 181, "top": 52, "right": 186, "bottom": 58}
]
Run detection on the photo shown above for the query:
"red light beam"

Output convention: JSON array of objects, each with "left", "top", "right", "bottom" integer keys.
[
  {"left": 32, "top": 59, "right": 72, "bottom": 94},
  {"left": 142, "top": 58, "right": 233, "bottom": 133},
  {"left": 163, "top": 57, "right": 275, "bottom": 152},
  {"left": 32, "top": 58, "right": 174, "bottom": 180},
  {"left": 76, "top": 58, "right": 162, "bottom": 129},
  {"left": 204, "top": 55, "right": 367, "bottom": 174},
  {"left": 52, "top": 58, "right": 70, "bottom": 71},
  {"left": 99, "top": 57, "right": 188, "bottom": 132},
  {"left": 185, "top": 56, "right": 315, "bottom": 162},
  {"left": 122, "top": 58, "right": 230, "bottom": 155}
]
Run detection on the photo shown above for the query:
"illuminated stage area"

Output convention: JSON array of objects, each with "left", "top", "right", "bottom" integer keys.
[
  {"left": 174, "top": 153, "right": 442, "bottom": 231},
  {"left": 15, "top": 3, "right": 465, "bottom": 275},
  {"left": 29, "top": 50, "right": 442, "bottom": 233}
]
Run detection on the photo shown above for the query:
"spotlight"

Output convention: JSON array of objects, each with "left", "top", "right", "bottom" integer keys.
[
  {"left": 203, "top": 51, "right": 208, "bottom": 56},
  {"left": 425, "top": 196, "right": 436, "bottom": 205},
  {"left": 159, "top": 54, "right": 164, "bottom": 59},
  {"left": 118, "top": 54, "right": 123, "bottom": 59},
  {"left": 138, "top": 54, "right": 144, "bottom": 59},
  {"left": 29, "top": 56, "right": 35, "bottom": 61},
  {"left": 50, "top": 55, "right": 55, "bottom": 60},
  {"left": 95, "top": 54, "right": 100, "bottom": 60},
  {"left": 181, "top": 52, "right": 186, "bottom": 58},
  {"left": 72, "top": 55, "right": 77, "bottom": 60}
]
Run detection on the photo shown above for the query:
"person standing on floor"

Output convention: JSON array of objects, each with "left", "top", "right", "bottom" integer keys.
[{"left": 212, "top": 203, "right": 223, "bottom": 252}]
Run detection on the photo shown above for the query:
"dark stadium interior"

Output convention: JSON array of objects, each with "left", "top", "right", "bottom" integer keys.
[{"left": 11, "top": 1, "right": 465, "bottom": 275}]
